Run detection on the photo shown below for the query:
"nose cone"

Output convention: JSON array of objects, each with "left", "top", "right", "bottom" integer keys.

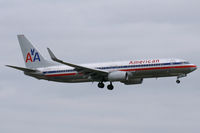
[{"left": 190, "top": 65, "right": 197, "bottom": 72}]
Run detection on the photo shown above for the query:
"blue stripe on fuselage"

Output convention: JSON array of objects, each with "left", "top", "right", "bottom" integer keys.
[{"left": 43, "top": 62, "right": 188, "bottom": 74}]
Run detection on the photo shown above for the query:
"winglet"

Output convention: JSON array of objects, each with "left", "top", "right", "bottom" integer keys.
[{"left": 47, "top": 48, "right": 58, "bottom": 61}]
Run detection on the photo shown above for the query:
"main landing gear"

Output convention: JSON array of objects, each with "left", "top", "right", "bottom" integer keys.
[
  {"left": 97, "top": 82, "right": 114, "bottom": 90},
  {"left": 98, "top": 82, "right": 104, "bottom": 88},
  {"left": 107, "top": 82, "right": 114, "bottom": 90}
]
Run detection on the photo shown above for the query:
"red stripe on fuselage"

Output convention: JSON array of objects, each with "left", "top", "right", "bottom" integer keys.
[
  {"left": 45, "top": 65, "right": 196, "bottom": 77},
  {"left": 120, "top": 65, "right": 196, "bottom": 72}
]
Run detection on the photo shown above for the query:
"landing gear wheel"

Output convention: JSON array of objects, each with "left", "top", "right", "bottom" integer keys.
[
  {"left": 107, "top": 84, "right": 114, "bottom": 90},
  {"left": 176, "top": 80, "right": 180, "bottom": 84},
  {"left": 98, "top": 82, "right": 104, "bottom": 88}
]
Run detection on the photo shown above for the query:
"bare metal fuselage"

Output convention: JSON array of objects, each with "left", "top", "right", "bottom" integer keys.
[{"left": 26, "top": 60, "right": 197, "bottom": 83}]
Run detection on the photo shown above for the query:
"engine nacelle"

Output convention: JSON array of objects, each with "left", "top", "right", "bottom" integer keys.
[
  {"left": 121, "top": 78, "right": 143, "bottom": 85},
  {"left": 108, "top": 71, "right": 128, "bottom": 81}
]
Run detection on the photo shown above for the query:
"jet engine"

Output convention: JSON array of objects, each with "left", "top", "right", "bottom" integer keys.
[
  {"left": 108, "top": 71, "right": 143, "bottom": 85},
  {"left": 108, "top": 71, "right": 128, "bottom": 81},
  {"left": 121, "top": 78, "right": 143, "bottom": 85}
]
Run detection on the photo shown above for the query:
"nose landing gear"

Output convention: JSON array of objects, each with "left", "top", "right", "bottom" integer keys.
[
  {"left": 176, "top": 79, "right": 180, "bottom": 84},
  {"left": 176, "top": 74, "right": 186, "bottom": 84}
]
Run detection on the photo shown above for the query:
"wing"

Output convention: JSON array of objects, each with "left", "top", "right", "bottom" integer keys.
[{"left": 47, "top": 48, "right": 108, "bottom": 80}]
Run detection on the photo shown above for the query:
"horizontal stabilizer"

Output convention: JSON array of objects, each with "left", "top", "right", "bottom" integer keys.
[{"left": 6, "top": 65, "right": 37, "bottom": 72}]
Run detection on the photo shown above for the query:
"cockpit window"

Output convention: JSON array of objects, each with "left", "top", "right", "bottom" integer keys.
[{"left": 183, "top": 61, "right": 190, "bottom": 64}]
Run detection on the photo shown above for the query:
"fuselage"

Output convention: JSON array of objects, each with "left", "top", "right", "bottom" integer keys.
[{"left": 30, "top": 58, "right": 197, "bottom": 83}]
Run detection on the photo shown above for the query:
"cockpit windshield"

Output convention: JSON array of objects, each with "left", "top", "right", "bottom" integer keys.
[{"left": 183, "top": 61, "right": 190, "bottom": 64}]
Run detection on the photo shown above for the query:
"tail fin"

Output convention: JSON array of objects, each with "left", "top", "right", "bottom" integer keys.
[{"left": 17, "top": 35, "right": 56, "bottom": 68}]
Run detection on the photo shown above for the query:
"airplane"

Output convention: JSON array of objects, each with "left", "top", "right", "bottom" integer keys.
[{"left": 6, "top": 35, "right": 197, "bottom": 90}]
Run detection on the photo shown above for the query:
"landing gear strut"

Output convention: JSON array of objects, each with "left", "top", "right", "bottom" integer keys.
[
  {"left": 107, "top": 82, "right": 114, "bottom": 90},
  {"left": 98, "top": 82, "right": 104, "bottom": 88},
  {"left": 176, "top": 74, "right": 186, "bottom": 84}
]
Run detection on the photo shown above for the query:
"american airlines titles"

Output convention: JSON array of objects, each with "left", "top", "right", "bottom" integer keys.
[{"left": 129, "top": 59, "right": 160, "bottom": 64}]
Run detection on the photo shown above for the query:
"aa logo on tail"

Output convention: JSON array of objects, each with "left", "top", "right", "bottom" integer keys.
[{"left": 26, "top": 49, "right": 40, "bottom": 63}]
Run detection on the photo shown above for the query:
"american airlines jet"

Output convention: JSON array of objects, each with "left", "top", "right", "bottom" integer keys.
[{"left": 6, "top": 35, "right": 197, "bottom": 90}]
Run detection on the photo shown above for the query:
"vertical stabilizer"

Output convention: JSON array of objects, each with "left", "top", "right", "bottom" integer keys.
[{"left": 17, "top": 35, "right": 56, "bottom": 68}]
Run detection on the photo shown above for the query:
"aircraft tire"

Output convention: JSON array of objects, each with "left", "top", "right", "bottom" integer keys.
[
  {"left": 107, "top": 84, "right": 114, "bottom": 90},
  {"left": 98, "top": 82, "right": 104, "bottom": 88},
  {"left": 176, "top": 80, "right": 180, "bottom": 84}
]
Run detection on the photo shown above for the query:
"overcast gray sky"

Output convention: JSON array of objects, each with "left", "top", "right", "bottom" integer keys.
[{"left": 0, "top": 0, "right": 200, "bottom": 133}]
